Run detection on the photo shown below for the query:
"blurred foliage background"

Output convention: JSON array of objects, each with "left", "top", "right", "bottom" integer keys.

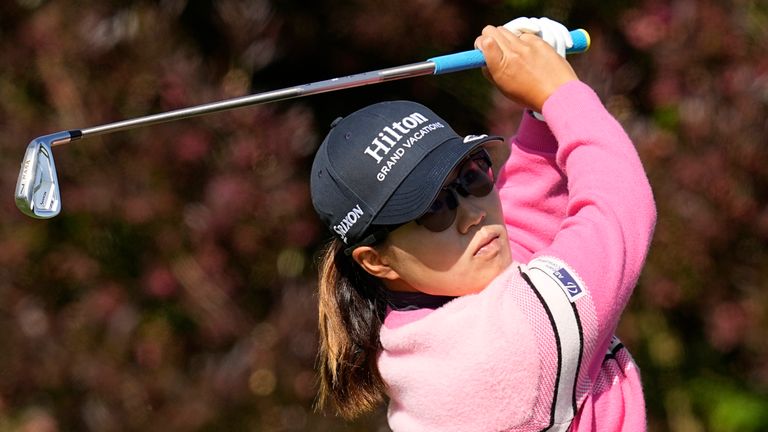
[{"left": 0, "top": 0, "right": 767, "bottom": 430}]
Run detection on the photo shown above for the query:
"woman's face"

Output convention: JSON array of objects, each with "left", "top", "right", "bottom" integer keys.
[{"left": 377, "top": 185, "right": 513, "bottom": 297}]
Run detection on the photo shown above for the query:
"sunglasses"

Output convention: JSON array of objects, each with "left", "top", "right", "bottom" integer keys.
[
  {"left": 343, "top": 148, "right": 494, "bottom": 255},
  {"left": 415, "top": 148, "right": 495, "bottom": 232}
]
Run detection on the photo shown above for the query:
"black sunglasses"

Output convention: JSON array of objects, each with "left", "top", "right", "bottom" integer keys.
[
  {"left": 415, "top": 148, "right": 495, "bottom": 232},
  {"left": 343, "top": 148, "right": 494, "bottom": 255}
]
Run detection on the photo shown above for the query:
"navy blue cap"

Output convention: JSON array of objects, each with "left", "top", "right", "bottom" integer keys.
[{"left": 310, "top": 100, "right": 507, "bottom": 246}]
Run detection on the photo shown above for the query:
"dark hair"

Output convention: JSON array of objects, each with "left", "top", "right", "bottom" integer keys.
[{"left": 315, "top": 238, "right": 389, "bottom": 419}]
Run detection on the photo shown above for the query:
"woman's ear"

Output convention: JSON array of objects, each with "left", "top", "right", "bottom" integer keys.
[{"left": 351, "top": 246, "right": 400, "bottom": 281}]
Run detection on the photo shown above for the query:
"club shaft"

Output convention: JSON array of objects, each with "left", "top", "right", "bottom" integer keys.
[
  {"left": 64, "top": 61, "right": 436, "bottom": 145},
  {"left": 54, "top": 28, "right": 590, "bottom": 146}
]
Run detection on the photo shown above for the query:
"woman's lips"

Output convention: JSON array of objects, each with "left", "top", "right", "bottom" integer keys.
[{"left": 473, "top": 232, "right": 501, "bottom": 257}]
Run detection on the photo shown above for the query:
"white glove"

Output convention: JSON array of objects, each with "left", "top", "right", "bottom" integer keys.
[
  {"left": 503, "top": 17, "right": 573, "bottom": 58},
  {"left": 502, "top": 17, "right": 574, "bottom": 120}
]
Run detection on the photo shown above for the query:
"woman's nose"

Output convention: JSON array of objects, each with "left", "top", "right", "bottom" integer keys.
[{"left": 455, "top": 194, "right": 486, "bottom": 234}]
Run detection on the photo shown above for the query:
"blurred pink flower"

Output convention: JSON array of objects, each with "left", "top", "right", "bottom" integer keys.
[
  {"left": 706, "top": 302, "right": 749, "bottom": 352},
  {"left": 622, "top": 5, "right": 670, "bottom": 50},
  {"left": 143, "top": 266, "right": 179, "bottom": 299},
  {"left": 205, "top": 175, "right": 256, "bottom": 219},
  {"left": 175, "top": 130, "right": 211, "bottom": 163}
]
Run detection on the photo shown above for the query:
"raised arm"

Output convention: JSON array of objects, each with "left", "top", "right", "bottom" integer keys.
[
  {"left": 495, "top": 18, "right": 573, "bottom": 262},
  {"left": 536, "top": 80, "right": 656, "bottom": 332},
  {"left": 477, "top": 25, "right": 656, "bottom": 335}
]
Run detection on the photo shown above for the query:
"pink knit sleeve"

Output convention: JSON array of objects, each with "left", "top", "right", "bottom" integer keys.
[
  {"left": 498, "top": 112, "right": 568, "bottom": 263},
  {"left": 535, "top": 80, "right": 657, "bottom": 339}
]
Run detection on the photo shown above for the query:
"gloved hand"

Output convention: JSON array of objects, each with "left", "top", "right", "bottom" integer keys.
[
  {"left": 503, "top": 17, "right": 573, "bottom": 58},
  {"left": 502, "top": 17, "right": 574, "bottom": 121}
]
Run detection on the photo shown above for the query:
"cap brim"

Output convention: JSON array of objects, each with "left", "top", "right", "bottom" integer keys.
[{"left": 372, "top": 135, "right": 507, "bottom": 226}]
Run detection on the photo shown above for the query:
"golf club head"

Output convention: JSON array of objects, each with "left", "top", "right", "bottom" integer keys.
[{"left": 15, "top": 132, "right": 69, "bottom": 219}]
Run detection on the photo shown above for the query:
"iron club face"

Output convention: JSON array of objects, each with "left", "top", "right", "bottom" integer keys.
[{"left": 14, "top": 132, "right": 70, "bottom": 219}]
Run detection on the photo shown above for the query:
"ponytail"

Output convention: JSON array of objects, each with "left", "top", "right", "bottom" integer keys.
[{"left": 315, "top": 238, "right": 388, "bottom": 419}]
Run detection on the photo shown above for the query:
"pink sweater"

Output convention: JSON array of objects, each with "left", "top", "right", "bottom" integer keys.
[{"left": 378, "top": 81, "right": 656, "bottom": 431}]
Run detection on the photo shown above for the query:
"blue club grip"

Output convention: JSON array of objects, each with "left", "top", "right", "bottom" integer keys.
[{"left": 429, "top": 29, "right": 590, "bottom": 75}]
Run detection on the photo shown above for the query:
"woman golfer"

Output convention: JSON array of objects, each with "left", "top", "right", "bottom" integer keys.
[{"left": 310, "top": 18, "right": 656, "bottom": 432}]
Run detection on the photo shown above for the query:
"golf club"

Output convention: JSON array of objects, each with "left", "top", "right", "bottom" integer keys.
[{"left": 15, "top": 29, "right": 590, "bottom": 219}]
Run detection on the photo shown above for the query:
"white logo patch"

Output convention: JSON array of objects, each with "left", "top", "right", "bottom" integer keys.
[{"left": 526, "top": 256, "right": 586, "bottom": 303}]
